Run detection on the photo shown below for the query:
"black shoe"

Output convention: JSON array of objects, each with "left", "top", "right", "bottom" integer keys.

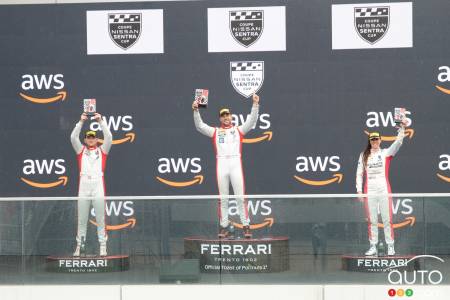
[{"left": 243, "top": 226, "right": 252, "bottom": 239}]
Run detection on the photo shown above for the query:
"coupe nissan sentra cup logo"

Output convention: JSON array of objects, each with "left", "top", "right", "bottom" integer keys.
[
  {"left": 108, "top": 13, "right": 142, "bottom": 50},
  {"left": 229, "top": 10, "right": 264, "bottom": 47},
  {"left": 354, "top": 6, "right": 389, "bottom": 44},
  {"left": 229, "top": 61, "right": 272, "bottom": 143},
  {"left": 230, "top": 61, "right": 264, "bottom": 98}
]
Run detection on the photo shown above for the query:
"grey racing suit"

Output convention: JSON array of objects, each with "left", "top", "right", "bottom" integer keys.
[
  {"left": 71, "top": 119, "right": 112, "bottom": 245},
  {"left": 356, "top": 127, "right": 405, "bottom": 246},
  {"left": 194, "top": 104, "right": 259, "bottom": 228}
]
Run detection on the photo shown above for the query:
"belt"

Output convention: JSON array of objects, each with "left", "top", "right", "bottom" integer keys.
[
  {"left": 80, "top": 173, "right": 103, "bottom": 180},
  {"left": 216, "top": 155, "right": 241, "bottom": 159}
]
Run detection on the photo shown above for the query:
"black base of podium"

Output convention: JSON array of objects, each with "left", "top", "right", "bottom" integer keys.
[
  {"left": 184, "top": 236, "right": 289, "bottom": 273},
  {"left": 46, "top": 255, "right": 130, "bottom": 273},
  {"left": 342, "top": 255, "right": 419, "bottom": 272}
]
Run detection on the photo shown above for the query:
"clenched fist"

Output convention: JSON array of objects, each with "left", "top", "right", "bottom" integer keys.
[
  {"left": 192, "top": 100, "right": 199, "bottom": 111},
  {"left": 252, "top": 94, "right": 260, "bottom": 105},
  {"left": 80, "top": 113, "right": 88, "bottom": 122}
]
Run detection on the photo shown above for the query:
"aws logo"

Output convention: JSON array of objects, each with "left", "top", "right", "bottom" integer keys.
[
  {"left": 90, "top": 201, "right": 136, "bottom": 231},
  {"left": 19, "top": 74, "right": 67, "bottom": 104},
  {"left": 20, "top": 159, "right": 68, "bottom": 188},
  {"left": 379, "top": 198, "right": 415, "bottom": 229},
  {"left": 436, "top": 154, "right": 450, "bottom": 183},
  {"left": 229, "top": 199, "right": 274, "bottom": 230},
  {"left": 156, "top": 157, "right": 204, "bottom": 187},
  {"left": 294, "top": 156, "right": 343, "bottom": 186},
  {"left": 435, "top": 66, "right": 450, "bottom": 95},
  {"left": 232, "top": 113, "right": 272, "bottom": 143},
  {"left": 365, "top": 111, "right": 414, "bottom": 141},
  {"left": 90, "top": 115, "right": 135, "bottom": 145}
]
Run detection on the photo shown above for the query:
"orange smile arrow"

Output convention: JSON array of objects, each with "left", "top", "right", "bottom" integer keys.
[
  {"left": 19, "top": 91, "right": 67, "bottom": 104},
  {"left": 90, "top": 218, "right": 136, "bottom": 231},
  {"left": 293, "top": 173, "right": 343, "bottom": 186},
  {"left": 243, "top": 131, "right": 273, "bottom": 144},
  {"left": 435, "top": 85, "right": 450, "bottom": 95},
  {"left": 156, "top": 175, "right": 204, "bottom": 187},
  {"left": 437, "top": 173, "right": 450, "bottom": 183},
  {"left": 20, "top": 176, "right": 68, "bottom": 188},
  {"left": 231, "top": 218, "right": 274, "bottom": 230},
  {"left": 98, "top": 132, "right": 135, "bottom": 145},
  {"left": 378, "top": 216, "right": 415, "bottom": 229},
  {"left": 364, "top": 129, "right": 414, "bottom": 141}
]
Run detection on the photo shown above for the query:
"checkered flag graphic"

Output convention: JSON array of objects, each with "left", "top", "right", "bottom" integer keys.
[
  {"left": 230, "top": 10, "right": 263, "bottom": 21},
  {"left": 109, "top": 13, "right": 141, "bottom": 24},
  {"left": 355, "top": 7, "right": 389, "bottom": 17},
  {"left": 231, "top": 62, "right": 263, "bottom": 71}
]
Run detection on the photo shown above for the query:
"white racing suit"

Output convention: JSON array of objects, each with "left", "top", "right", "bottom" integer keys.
[
  {"left": 356, "top": 127, "right": 405, "bottom": 246},
  {"left": 194, "top": 104, "right": 259, "bottom": 228},
  {"left": 70, "top": 120, "right": 112, "bottom": 246}
]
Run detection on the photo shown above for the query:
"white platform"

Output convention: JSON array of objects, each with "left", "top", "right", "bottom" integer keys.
[{"left": 1, "top": 285, "right": 450, "bottom": 300}]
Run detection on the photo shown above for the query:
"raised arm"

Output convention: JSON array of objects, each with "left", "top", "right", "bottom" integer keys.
[
  {"left": 385, "top": 126, "right": 405, "bottom": 157},
  {"left": 193, "top": 100, "right": 215, "bottom": 138},
  {"left": 70, "top": 114, "right": 87, "bottom": 154},
  {"left": 356, "top": 153, "right": 364, "bottom": 193},
  {"left": 97, "top": 114, "right": 112, "bottom": 154},
  {"left": 238, "top": 94, "right": 260, "bottom": 135}
]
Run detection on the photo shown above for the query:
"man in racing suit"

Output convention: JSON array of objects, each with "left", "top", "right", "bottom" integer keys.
[
  {"left": 356, "top": 125, "right": 405, "bottom": 256},
  {"left": 192, "top": 94, "right": 260, "bottom": 239},
  {"left": 70, "top": 112, "right": 112, "bottom": 256}
]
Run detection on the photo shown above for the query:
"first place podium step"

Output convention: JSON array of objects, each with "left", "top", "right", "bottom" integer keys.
[{"left": 184, "top": 236, "right": 289, "bottom": 273}]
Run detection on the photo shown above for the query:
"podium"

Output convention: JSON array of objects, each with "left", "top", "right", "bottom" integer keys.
[
  {"left": 184, "top": 236, "right": 289, "bottom": 273},
  {"left": 46, "top": 255, "right": 130, "bottom": 273},
  {"left": 341, "top": 255, "right": 419, "bottom": 272}
]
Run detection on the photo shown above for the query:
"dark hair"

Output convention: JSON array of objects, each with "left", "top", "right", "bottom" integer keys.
[{"left": 362, "top": 140, "right": 371, "bottom": 168}]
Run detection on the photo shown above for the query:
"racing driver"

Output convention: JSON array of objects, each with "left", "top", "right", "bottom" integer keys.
[
  {"left": 70, "top": 112, "right": 112, "bottom": 257},
  {"left": 192, "top": 94, "right": 260, "bottom": 239}
]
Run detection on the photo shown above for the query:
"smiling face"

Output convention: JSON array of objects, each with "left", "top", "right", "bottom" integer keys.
[
  {"left": 220, "top": 112, "right": 232, "bottom": 127},
  {"left": 369, "top": 137, "right": 381, "bottom": 150}
]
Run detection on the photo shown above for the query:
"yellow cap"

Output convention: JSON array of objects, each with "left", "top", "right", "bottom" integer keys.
[
  {"left": 369, "top": 132, "right": 381, "bottom": 140},
  {"left": 219, "top": 108, "right": 231, "bottom": 116},
  {"left": 84, "top": 130, "right": 97, "bottom": 138}
]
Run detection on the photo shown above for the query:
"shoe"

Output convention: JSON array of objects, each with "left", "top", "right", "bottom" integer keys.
[
  {"left": 218, "top": 226, "right": 230, "bottom": 239},
  {"left": 387, "top": 245, "right": 395, "bottom": 256},
  {"left": 243, "top": 226, "right": 252, "bottom": 239},
  {"left": 100, "top": 243, "right": 107, "bottom": 257},
  {"left": 73, "top": 245, "right": 80, "bottom": 257},
  {"left": 365, "top": 245, "right": 378, "bottom": 256}
]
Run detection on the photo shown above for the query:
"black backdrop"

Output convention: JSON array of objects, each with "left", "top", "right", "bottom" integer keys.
[{"left": 0, "top": 0, "right": 449, "bottom": 257}]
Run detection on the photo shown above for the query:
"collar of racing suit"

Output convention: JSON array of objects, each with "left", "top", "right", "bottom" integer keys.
[
  {"left": 220, "top": 124, "right": 232, "bottom": 129},
  {"left": 370, "top": 148, "right": 381, "bottom": 154}
]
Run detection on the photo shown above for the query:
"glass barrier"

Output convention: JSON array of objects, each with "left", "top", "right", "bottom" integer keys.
[{"left": 0, "top": 194, "right": 449, "bottom": 285}]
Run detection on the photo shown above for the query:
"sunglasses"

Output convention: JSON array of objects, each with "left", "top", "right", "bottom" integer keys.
[{"left": 370, "top": 138, "right": 380, "bottom": 141}]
